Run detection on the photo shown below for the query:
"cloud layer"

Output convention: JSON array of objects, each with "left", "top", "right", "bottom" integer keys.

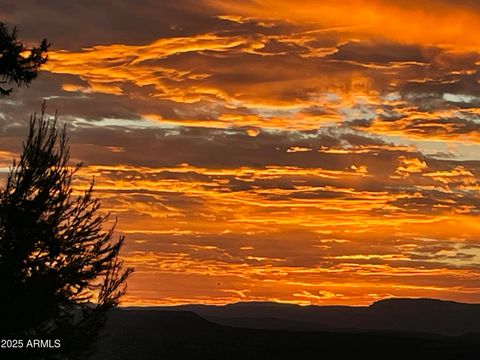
[{"left": 1, "top": 0, "right": 480, "bottom": 305}]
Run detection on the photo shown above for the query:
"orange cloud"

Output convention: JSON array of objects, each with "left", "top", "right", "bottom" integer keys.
[
  {"left": 51, "top": 158, "right": 480, "bottom": 305},
  {"left": 209, "top": 0, "right": 480, "bottom": 49}
]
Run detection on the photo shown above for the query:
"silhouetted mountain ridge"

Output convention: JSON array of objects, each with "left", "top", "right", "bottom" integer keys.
[
  {"left": 124, "top": 297, "right": 480, "bottom": 335},
  {"left": 92, "top": 305, "right": 480, "bottom": 360}
]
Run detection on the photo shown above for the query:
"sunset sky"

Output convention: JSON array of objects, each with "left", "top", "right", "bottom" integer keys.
[{"left": 2, "top": 0, "right": 480, "bottom": 306}]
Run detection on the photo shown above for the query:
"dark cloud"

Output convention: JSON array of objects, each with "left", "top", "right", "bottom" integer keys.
[{"left": 330, "top": 40, "right": 434, "bottom": 64}]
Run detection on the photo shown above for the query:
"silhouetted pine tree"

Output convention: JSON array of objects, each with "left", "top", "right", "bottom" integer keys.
[
  {"left": 0, "top": 106, "right": 133, "bottom": 359},
  {"left": 0, "top": 22, "right": 49, "bottom": 96}
]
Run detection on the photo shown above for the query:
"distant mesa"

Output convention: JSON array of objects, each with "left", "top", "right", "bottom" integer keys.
[
  {"left": 93, "top": 298, "right": 480, "bottom": 360},
  {"left": 125, "top": 297, "right": 480, "bottom": 336}
]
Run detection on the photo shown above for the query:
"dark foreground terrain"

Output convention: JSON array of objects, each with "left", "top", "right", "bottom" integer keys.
[{"left": 92, "top": 299, "right": 480, "bottom": 360}]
